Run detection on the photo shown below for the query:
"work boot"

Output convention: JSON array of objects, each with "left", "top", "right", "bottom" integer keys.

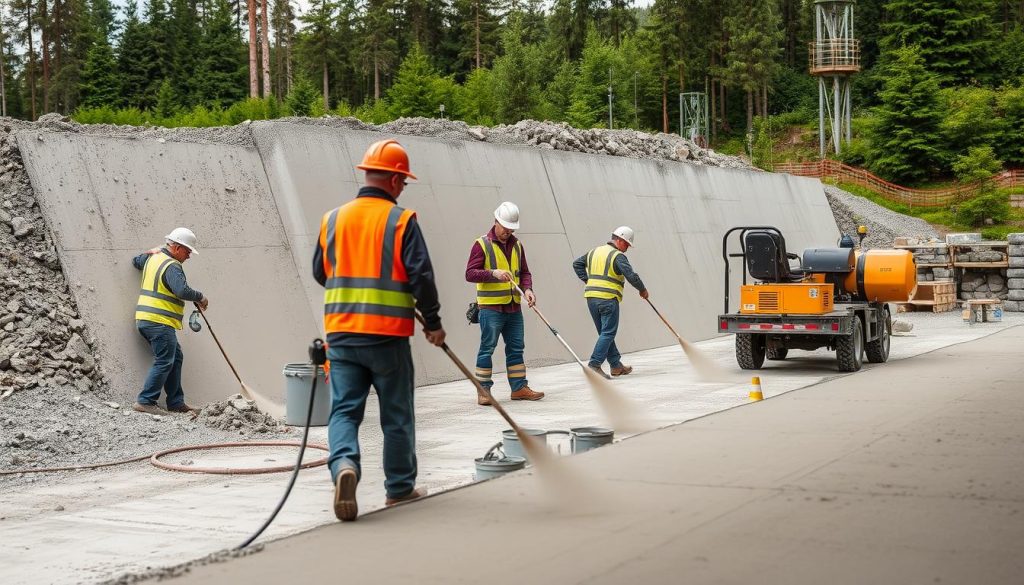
[
  {"left": 610, "top": 364, "right": 633, "bottom": 377},
  {"left": 477, "top": 392, "right": 493, "bottom": 406},
  {"left": 385, "top": 487, "right": 428, "bottom": 507},
  {"left": 510, "top": 386, "right": 544, "bottom": 401},
  {"left": 588, "top": 364, "right": 611, "bottom": 380},
  {"left": 132, "top": 402, "right": 166, "bottom": 416},
  {"left": 333, "top": 467, "right": 359, "bottom": 522},
  {"left": 167, "top": 403, "right": 199, "bottom": 414}
]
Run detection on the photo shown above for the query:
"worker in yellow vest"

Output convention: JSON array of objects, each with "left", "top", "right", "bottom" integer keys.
[
  {"left": 465, "top": 202, "right": 544, "bottom": 405},
  {"left": 131, "top": 227, "right": 208, "bottom": 415},
  {"left": 572, "top": 226, "right": 648, "bottom": 377},
  {"left": 313, "top": 139, "right": 445, "bottom": 522}
]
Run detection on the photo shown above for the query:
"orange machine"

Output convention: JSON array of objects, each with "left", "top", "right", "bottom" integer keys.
[{"left": 739, "top": 283, "right": 834, "bottom": 314}]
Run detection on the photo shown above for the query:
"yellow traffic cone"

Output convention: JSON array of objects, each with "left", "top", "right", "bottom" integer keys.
[{"left": 749, "top": 376, "right": 764, "bottom": 401}]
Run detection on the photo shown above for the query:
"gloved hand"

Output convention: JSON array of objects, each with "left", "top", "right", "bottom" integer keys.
[
  {"left": 639, "top": 289, "right": 649, "bottom": 300},
  {"left": 424, "top": 327, "right": 447, "bottom": 347},
  {"left": 491, "top": 269, "right": 514, "bottom": 282},
  {"left": 524, "top": 289, "right": 537, "bottom": 308}
]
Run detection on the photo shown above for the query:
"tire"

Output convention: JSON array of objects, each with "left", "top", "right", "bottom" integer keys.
[
  {"left": 865, "top": 310, "right": 891, "bottom": 364},
  {"left": 736, "top": 333, "right": 766, "bottom": 370},
  {"left": 766, "top": 347, "right": 789, "bottom": 361},
  {"left": 836, "top": 318, "right": 864, "bottom": 372}
]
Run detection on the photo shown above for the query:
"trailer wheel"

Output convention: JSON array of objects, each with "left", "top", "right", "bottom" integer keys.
[
  {"left": 736, "top": 334, "right": 765, "bottom": 369},
  {"left": 766, "top": 347, "right": 789, "bottom": 361},
  {"left": 836, "top": 319, "right": 864, "bottom": 372},
  {"left": 865, "top": 309, "right": 891, "bottom": 363}
]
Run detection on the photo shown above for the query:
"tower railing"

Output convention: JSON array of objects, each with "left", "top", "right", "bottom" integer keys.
[{"left": 809, "top": 39, "right": 861, "bottom": 74}]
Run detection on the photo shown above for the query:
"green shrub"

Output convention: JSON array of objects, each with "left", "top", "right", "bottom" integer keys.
[
  {"left": 224, "top": 97, "right": 277, "bottom": 125},
  {"left": 958, "top": 190, "right": 1011, "bottom": 226},
  {"left": 354, "top": 99, "right": 393, "bottom": 124},
  {"left": 112, "top": 107, "right": 151, "bottom": 126},
  {"left": 72, "top": 106, "right": 117, "bottom": 124},
  {"left": 285, "top": 78, "right": 320, "bottom": 117}
]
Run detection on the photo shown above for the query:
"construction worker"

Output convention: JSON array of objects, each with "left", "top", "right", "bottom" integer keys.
[
  {"left": 465, "top": 202, "right": 544, "bottom": 406},
  {"left": 131, "top": 228, "right": 207, "bottom": 415},
  {"left": 313, "top": 139, "right": 446, "bottom": 522},
  {"left": 573, "top": 226, "right": 648, "bottom": 377}
]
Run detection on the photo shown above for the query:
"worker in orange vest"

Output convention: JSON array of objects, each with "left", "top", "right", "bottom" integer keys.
[{"left": 312, "top": 139, "right": 446, "bottom": 522}]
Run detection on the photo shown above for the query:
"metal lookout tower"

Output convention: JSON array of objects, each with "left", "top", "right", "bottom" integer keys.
[{"left": 810, "top": 0, "right": 860, "bottom": 158}]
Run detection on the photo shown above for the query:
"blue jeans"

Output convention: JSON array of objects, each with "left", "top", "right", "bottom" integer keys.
[
  {"left": 587, "top": 298, "right": 624, "bottom": 369},
  {"left": 327, "top": 337, "right": 417, "bottom": 499},
  {"left": 136, "top": 320, "right": 186, "bottom": 408},
  {"left": 475, "top": 309, "right": 528, "bottom": 392}
]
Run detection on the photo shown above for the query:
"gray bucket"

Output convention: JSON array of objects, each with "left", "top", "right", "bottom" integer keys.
[
  {"left": 283, "top": 363, "right": 330, "bottom": 426},
  {"left": 474, "top": 442, "right": 527, "bottom": 480},
  {"left": 570, "top": 426, "right": 614, "bottom": 453},
  {"left": 501, "top": 428, "right": 548, "bottom": 461}
]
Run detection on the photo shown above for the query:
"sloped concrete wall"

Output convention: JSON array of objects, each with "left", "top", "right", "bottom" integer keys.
[{"left": 18, "top": 122, "right": 838, "bottom": 406}]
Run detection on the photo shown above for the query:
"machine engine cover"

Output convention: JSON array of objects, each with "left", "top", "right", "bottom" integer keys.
[{"left": 802, "top": 248, "right": 855, "bottom": 273}]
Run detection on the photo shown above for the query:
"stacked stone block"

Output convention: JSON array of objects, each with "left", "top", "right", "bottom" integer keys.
[{"left": 1007, "top": 233, "right": 1024, "bottom": 312}]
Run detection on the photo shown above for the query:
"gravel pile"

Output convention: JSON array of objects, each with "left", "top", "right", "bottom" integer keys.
[
  {"left": 824, "top": 184, "right": 939, "bottom": 248},
  {"left": 0, "top": 119, "right": 110, "bottom": 402},
  {"left": 196, "top": 394, "right": 282, "bottom": 433},
  {"left": 280, "top": 115, "right": 752, "bottom": 168}
]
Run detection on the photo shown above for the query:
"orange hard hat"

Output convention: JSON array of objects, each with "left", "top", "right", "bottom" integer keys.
[{"left": 356, "top": 139, "right": 417, "bottom": 180}]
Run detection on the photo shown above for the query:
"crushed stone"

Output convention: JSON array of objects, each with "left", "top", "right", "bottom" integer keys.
[
  {"left": 196, "top": 394, "right": 282, "bottom": 433},
  {"left": 823, "top": 184, "right": 939, "bottom": 248}
]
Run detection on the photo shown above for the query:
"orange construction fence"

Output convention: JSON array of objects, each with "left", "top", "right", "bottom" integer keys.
[{"left": 774, "top": 159, "right": 1024, "bottom": 208}]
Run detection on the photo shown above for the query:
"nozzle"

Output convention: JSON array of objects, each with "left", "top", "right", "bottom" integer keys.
[{"left": 309, "top": 338, "right": 327, "bottom": 366}]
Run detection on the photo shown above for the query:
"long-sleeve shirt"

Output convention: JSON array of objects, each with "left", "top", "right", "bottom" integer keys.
[
  {"left": 132, "top": 248, "right": 204, "bottom": 302},
  {"left": 465, "top": 226, "right": 533, "bottom": 314},
  {"left": 312, "top": 187, "right": 443, "bottom": 347},
  {"left": 573, "top": 242, "right": 646, "bottom": 292}
]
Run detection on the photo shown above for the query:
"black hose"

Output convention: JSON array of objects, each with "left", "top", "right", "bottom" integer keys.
[{"left": 237, "top": 339, "right": 326, "bottom": 549}]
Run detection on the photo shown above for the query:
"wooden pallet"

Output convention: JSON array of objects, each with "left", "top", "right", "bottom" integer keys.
[{"left": 897, "top": 281, "right": 958, "bottom": 312}]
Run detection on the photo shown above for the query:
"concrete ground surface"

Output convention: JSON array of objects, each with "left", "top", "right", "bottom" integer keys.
[
  {"left": 161, "top": 322, "right": 1024, "bottom": 585},
  {"left": 0, "top": 312, "right": 1020, "bottom": 584}
]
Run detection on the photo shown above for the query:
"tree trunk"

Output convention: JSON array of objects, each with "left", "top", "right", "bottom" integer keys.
[
  {"left": 53, "top": 0, "right": 62, "bottom": 111},
  {"left": 719, "top": 81, "right": 726, "bottom": 133},
  {"left": 247, "top": 0, "right": 258, "bottom": 98},
  {"left": 322, "top": 60, "right": 329, "bottom": 109},
  {"left": 661, "top": 74, "right": 668, "bottom": 134},
  {"left": 762, "top": 83, "right": 768, "bottom": 118},
  {"left": 374, "top": 56, "right": 380, "bottom": 101},
  {"left": 710, "top": 78, "right": 717, "bottom": 143},
  {"left": 746, "top": 89, "right": 753, "bottom": 133},
  {"left": 260, "top": 0, "right": 271, "bottom": 97},
  {"left": 0, "top": 25, "right": 6, "bottom": 117},
  {"left": 285, "top": 12, "right": 293, "bottom": 95},
  {"left": 474, "top": 1, "right": 481, "bottom": 69},
  {"left": 26, "top": 0, "right": 36, "bottom": 120},
  {"left": 40, "top": 0, "right": 50, "bottom": 112}
]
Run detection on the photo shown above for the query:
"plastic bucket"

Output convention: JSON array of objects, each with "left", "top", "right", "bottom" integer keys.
[
  {"left": 283, "top": 363, "right": 330, "bottom": 426},
  {"left": 501, "top": 428, "right": 548, "bottom": 461},
  {"left": 475, "top": 443, "right": 527, "bottom": 480},
  {"left": 570, "top": 426, "right": 614, "bottom": 453}
]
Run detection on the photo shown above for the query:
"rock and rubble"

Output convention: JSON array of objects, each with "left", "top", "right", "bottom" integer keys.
[
  {"left": 823, "top": 184, "right": 939, "bottom": 248},
  {"left": 196, "top": 394, "right": 281, "bottom": 434}
]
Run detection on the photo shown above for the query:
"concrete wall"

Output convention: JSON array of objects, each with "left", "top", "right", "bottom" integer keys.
[{"left": 18, "top": 122, "right": 838, "bottom": 406}]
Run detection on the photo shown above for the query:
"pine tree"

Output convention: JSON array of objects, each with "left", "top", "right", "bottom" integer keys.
[
  {"left": 566, "top": 28, "right": 634, "bottom": 128},
  {"left": 297, "top": 0, "right": 336, "bottom": 107},
  {"left": 881, "top": 0, "right": 997, "bottom": 85},
  {"left": 270, "top": 0, "right": 295, "bottom": 99},
  {"left": 285, "top": 74, "right": 317, "bottom": 115},
  {"left": 453, "top": 0, "right": 499, "bottom": 71},
  {"left": 118, "top": 1, "right": 152, "bottom": 108},
  {"left": 492, "top": 16, "right": 540, "bottom": 123},
  {"left": 79, "top": 40, "right": 119, "bottom": 108},
  {"left": 195, "top": 0, "right": 245, "bottom": 107},
  {"left": 386, "top": 43, "right": 440, "bottom": 118},
  {"left": 143, "top": 0, "right": 173, "bottom": 104},
  {"left": 720, "top": 0, "right": 781, "bottom": 132},
  {"left": 169, "top": 0, "right": 202, "bottom": 105},
  {"left": 868, "top": 46, "right": 944, "bottom": 184},
  {"left": 361, "top": 0, "right": 399, "bottom": 100},
  {"left": 154, "top": 76, "right": 176, "bottom": 117}
]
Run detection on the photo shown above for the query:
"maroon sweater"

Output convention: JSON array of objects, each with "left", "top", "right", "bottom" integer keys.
[{"left": 465, "top": 227, "right": 533, "bottom": 313}]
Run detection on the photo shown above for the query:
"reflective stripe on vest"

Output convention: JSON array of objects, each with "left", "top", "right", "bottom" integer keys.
[
  {"left": 584, "top": 244, "right": 625, "bottom": 301},
  {"left": 475, "top": 237, "right": 522, "bottom": 305},
  {"left": 320, "top": 197, "right": 416, "bottom": 337},
  {"left": 135, "top": 251, "right": 186, "bottom": 329}
]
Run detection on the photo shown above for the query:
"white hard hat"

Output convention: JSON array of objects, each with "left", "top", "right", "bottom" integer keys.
[
  {"left": 494, "top": 201, "right": 520, "bottom": 230},
  {"left": 165, "top": 227, "right": 199, "bottom": 254},
  {"left": 612, "top": 226, "right": 635, "bottom": 248}
]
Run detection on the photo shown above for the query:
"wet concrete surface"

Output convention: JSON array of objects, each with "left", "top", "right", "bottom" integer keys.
[{"left": 0, "top": 312, "right": 1019, "bottom": 584}]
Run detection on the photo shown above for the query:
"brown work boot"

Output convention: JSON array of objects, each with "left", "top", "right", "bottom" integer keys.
[
  {"left": 510, "top": 386, "right": 544, "bottom": 401},
  {"left": 166, "top": 403, "right": 199, "bottom": 414},
  {"left": 588, "top": 364, "right": 611, "bottom": 380},
  {"left": 610, "top": 364, "right": 633, "bottom": 377},
  {"left": 333, "top": 467, "right": 359, "bottom": 522},
  {"left": 132, "top": 402, "right": 166, "bottom": 416},
  {"left": 385, "top": 487, "right": 428, "bottom": 507},
  {"left": 477, "top": 392, "right": 493, "bottom": 406}
]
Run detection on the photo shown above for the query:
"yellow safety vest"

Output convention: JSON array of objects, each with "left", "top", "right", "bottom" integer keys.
[
  {"left": 584, "top": 244, "right": 625, "bottom": 301},
  {"left": 135, "top": 251, "right": 186, "bottom": 329},
  {"left": 476, "top": 237, "right": 522, "bottom": 305}
]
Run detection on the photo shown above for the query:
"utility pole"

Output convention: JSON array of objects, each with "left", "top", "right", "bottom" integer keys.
[
  {"left": 607, "top": 68, "right": 613, "bottom": 129},
  {"left": 633, "top": 71, "right": 638, "bottom": 128}
]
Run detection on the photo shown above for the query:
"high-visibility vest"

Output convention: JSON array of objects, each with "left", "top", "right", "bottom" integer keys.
[
  {"left": 476, "top": 237, "right": 522, "bottom": 305},
  {"left": 135, "top": 250, "right": 186, "bottom": 329},
  {"left": 319, "top": 197, "right": 416, "bottom": 337},
  {"left": 584, "top": 244, "right": 625, "bottom": 301}
]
